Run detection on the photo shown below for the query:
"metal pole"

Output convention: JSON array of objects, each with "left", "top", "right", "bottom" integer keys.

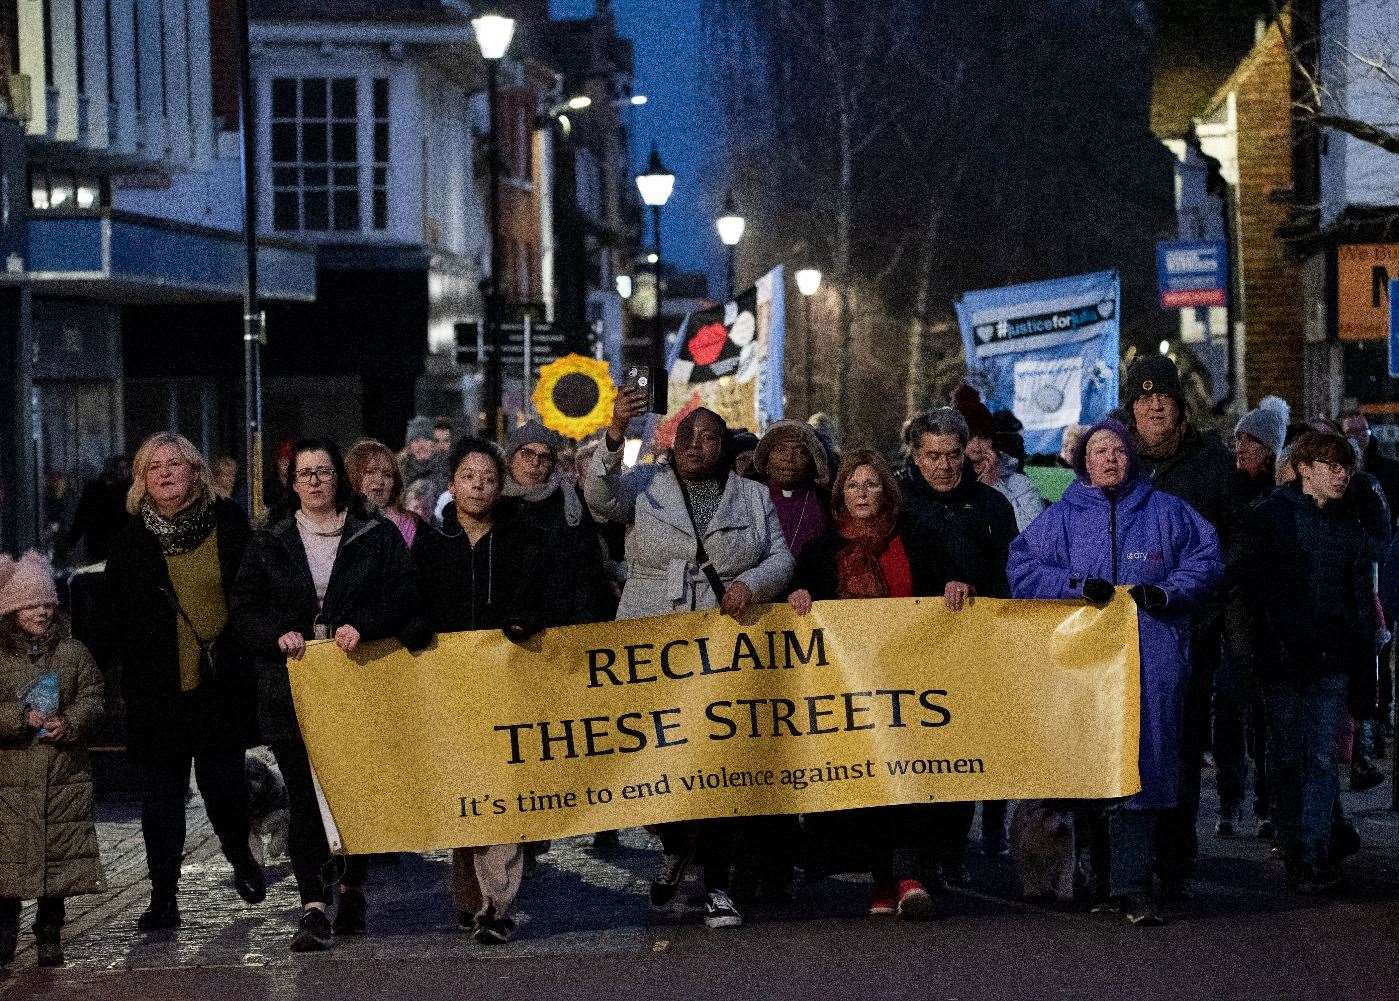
[
  {"left": 522, "top": 313, "right": 533, "bottom": 417},
  {"left": 727, "top": 245, "right": 736, "bottom": 302},
  {"left": 235, "top": 0, "right": 264, "bottom": 519},
  {"left": 485, "top": 59, "right": 505, "bottom": 441},
  {"left": 803, "top": 294, "right": 813, "bottom": 418},
  {"left": 650, "top": 203, "right": 666, "bottom": 413}
]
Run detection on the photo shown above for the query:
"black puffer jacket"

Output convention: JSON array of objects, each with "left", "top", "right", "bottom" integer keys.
[
  {"left": 897, "top": 460, "right": 1017, "bottom": 598},
  {"left": 230, "top": 510, "right": 419, "bottom": 743},
  {"left": 101, "top": 498, "right": 258, "bottom": 761},
  {"left": 1235, "top": 481, "right": 1382, "bottom": 700},
  {"left": 410, "top": 506, "right": 535, "bottom": 635}
]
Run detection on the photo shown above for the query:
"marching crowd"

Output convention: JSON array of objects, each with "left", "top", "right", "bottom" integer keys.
[{"left": 3, "top": 353, "right": 1398, "bottom": 965}]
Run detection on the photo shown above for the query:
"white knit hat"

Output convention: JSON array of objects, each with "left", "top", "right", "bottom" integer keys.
[{"left": 0, "top": 550, "right": 58, "bottom": 617}]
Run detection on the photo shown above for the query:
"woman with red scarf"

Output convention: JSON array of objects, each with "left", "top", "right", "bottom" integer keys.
[{"left": 789, "top": 448, "right": 974, "bottom": 919}]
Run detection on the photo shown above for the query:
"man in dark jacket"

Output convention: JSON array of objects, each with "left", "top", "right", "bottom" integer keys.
[
  {"left": 1234, "top": 431, "right": 1381, "bottom": 892},
  {"left": 1341, "top": 410, "right": 1399, "bottom": 739},
  {"left": 897, "top": 408, "right": 1018, "bottom": 602},
  {"left": 1120, "top": 355, "right": 1233, "bottom": 896},
  {"left": 896, "top": 406, "right": 1018, "bottom": 882},
  {"left": 1216, "top": 403, "right": 1287, "bottom": 838}
]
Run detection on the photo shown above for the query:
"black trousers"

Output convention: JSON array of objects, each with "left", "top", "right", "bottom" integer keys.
[
  {"left": 656, "top": 819, "right": 734, "bottom": 892},
  {"left": 271, "top": 738, "right": 367, "bottom": 906},
  {"left": 137, "top": 747, "right": 254, "bottom": 895},
  {"left": 0, "top": 897, "right": 65, "bottom": 931},
  {"left": 1154, "top": 619, "right": 1222, "bottom": 884}
]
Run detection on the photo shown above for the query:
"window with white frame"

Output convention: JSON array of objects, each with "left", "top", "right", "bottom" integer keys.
[{"left": 270, "top": 76, "right": 390, "bottom": 233}]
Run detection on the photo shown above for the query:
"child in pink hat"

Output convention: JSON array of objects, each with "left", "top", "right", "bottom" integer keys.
[{"left": 0, "top": 551, "right": 105, "bottom": 968}]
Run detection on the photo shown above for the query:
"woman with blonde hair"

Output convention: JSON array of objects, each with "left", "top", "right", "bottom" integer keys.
[
  {"left": 100, "top": 432, "right": 264, "bottom": 933},
  {"left": 345, "top": 438, "right": 421, "bottom": 547}
]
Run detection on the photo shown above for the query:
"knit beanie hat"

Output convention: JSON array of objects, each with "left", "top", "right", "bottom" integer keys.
[
  {"left": 405, "top": 416, "right": 434, "bottom": 445},
  {"left": 950, "top": 383, "right": 997, "bottom": 440},
  {"left": 1235, "top": 400, "right": 1288, "bottom": 459},
  {"left": 504, "top": 419, "right": 559, "bottom": 462},
  {"left": 753, "top": 420, "right": 832, "bottom": 486},
  {"left": 1122, "top": 355, "right": 1185, "bottom": 410},
  {"left": 0, "top": 550, "right": 58, "bottom": 617}
]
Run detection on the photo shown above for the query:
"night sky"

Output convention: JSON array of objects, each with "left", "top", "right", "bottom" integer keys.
[{"left": 550, "top": 0, "right": 722, "bottom": 292}]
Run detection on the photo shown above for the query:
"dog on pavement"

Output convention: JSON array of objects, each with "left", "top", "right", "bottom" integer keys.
[
  {"left": 245, "top": 746, "right": 290, "bottom": 866},
  {"left": 1010, "top": 799, "right": 1076, "bottom": 903}
]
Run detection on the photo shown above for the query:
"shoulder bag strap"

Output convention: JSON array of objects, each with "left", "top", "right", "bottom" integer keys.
[{"left": 675, "top": 477, "right": 727, "bottom": 601}]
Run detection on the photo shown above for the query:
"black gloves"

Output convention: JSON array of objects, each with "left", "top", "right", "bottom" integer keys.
[
  {"left": 1081, "top": 578, "right": 1114, "bottom": 605},
  {"left": 1128, "top": 584, "right": 1168, "bottom": 611},
  {"left": 503, "top": 620, "right": 542, "bottom": 644},
  {"left": 399, "top": 619, "right": 434, "bottom": 654}
]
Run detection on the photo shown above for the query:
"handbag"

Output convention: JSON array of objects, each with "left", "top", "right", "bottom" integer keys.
[
  {"left": 676, "top": 477, "right": 727, "bottom": 603},
  {"left": 159, "top": 586, "right": 222, "bottom": 686}
]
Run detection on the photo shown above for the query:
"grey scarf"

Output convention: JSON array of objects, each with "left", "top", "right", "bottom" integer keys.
[{"left": 502, "top": 475, "right": 583, "bottom": 526}]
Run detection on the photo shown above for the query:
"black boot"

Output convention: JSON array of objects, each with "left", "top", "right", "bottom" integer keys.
[
  {"left": 231, "top": 855, "right": 267, "bottom": 905},
  {"left": 35, "top": 924, "right": 63, "bottom": 967},
  {"left": 137, "top": 889, "right": 181, "bottom": 931},
  {"left": 0, "top": 920, "right": 16, "bottom": 966}
]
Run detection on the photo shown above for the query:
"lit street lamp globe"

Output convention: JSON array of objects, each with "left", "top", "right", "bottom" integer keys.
[
  {"left": 472, "top": 13, "right": 515, "bottom": 60},
  {"left": 635, "top": 144, "right": 675, "bottom": 207},
  {"left": 716, "top": 190, "right": 745, "bottom": 247},
  {"left": 795, "top": 268, "right": 823, "bottom": 296}
]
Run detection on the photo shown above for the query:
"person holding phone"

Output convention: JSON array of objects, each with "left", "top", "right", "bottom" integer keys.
[{"left": 582, "top": 386, "right": 794, "bottom": 930}]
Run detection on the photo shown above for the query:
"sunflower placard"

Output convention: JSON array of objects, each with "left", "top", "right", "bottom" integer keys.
[{"left": 533, "top": 354, "right": 616, "bottom": 440}]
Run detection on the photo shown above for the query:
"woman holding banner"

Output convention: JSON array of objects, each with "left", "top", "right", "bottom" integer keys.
[
  {"left": 584, "top": 390, "right": 794, "bottom": 931},
  {"left": 410, "top": 436, "right": 541, "bottom": 945},
  {"left": 788, "top": 448, "right": 975, "bottom": 920},
  {"left": 230, "top": 438, "right": 419, "bottom": 953},
  {"left": 1006, "top": 418, "right": 1222, "bottom": 926}
]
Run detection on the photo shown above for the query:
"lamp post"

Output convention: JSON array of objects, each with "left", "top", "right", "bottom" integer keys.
[
  {"left": 715, "top": 188, "right": 745, "bottom": 300},
  {"left": 795, "top": 268, "right": 823, "bottom": 417},
  {"left": 635, "top": 143, "right": 674, "bottom": 413},
  {"left": 473, "top": 10, "right": 515, "bottom": 440},
  {"left": 234, "top": 0, "right": 266, "bottom": 518}
]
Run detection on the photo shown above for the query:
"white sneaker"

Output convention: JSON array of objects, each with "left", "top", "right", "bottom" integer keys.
[{"left": 702, "top": 890, "right": 742, "bottom": 929}]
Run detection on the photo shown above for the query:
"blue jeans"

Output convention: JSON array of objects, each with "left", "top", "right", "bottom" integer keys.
[{"left": 1265, "top": 674, "right": 1349, "bottom": 866}]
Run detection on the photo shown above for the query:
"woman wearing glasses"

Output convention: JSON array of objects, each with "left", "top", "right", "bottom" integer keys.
[
  {"left": 787, "top": 448, "right": 972, "bottom": 921},
  {"left": 231, "top": 438, "right": 419, "bottom": 953}
]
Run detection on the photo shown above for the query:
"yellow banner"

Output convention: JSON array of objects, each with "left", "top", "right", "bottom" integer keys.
[{"left": 291, "top": 594, "right": 1140, "bottom": 853}]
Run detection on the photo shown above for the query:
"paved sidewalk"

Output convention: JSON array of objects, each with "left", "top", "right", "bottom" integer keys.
[{"left": 4, "top": 761, "right": 1399, "bottom": 998}]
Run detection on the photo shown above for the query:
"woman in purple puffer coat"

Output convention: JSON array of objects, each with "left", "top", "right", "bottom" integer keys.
[{"left": 1007, "top": 419, "right": 1222, "bottom": 925}]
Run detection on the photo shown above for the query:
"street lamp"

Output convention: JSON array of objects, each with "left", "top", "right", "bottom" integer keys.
[
  {"left": 635, "top": 143, "right": 674, "bottom": 413},
  {"left": 473, "top": 9, "right": 515, "bottom": 440},
  {"left": 615, "top": 274, "right": 633, "bottom": 299},
  {"left": 795, "top": 268, "right": 823, "bottom": 417},
  {"left": 715, "top": 188, "right": 745, "bottom": 300}
]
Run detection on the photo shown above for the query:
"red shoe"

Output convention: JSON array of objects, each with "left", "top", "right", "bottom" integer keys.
[
  {"left": 897, "top": 879, "right": 933, "bottom": 920},
  {"left": 868, "top": 883, "right": 898, "bottom": 916}
]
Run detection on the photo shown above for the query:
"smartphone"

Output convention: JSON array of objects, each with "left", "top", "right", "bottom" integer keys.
[{"left": 624, "top": 365, "right": 651, "bottom": 393}]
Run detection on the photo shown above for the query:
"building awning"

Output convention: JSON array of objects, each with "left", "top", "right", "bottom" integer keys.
[{"left": 22, "top": 211, "right": 317, "bottom": 303}]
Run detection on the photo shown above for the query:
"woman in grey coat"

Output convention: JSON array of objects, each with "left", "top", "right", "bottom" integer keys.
[{"left": 584, "top": 389, "right": 794, "bottom": 931}]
